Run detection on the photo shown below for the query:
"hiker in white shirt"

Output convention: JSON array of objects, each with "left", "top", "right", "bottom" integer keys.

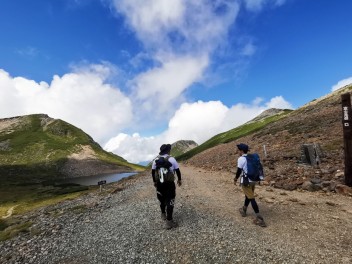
[
  {"left": 234, "top": 143, "right": 266, "bottom": 227},
  {"left": 151, "top": 144, "right": 182, "bottom": 229}
]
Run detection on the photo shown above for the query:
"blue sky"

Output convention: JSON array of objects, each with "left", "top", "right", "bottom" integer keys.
[{"left": 1, "top": 0, "right": 352, "bottom": 163}]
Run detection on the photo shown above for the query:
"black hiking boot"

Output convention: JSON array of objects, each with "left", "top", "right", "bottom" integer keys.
[
  {"left": 165, "top": 220, "right": 178, "bottom": 230},
  {"left": 239, "top": 207, "right": 247, "bottom": 217},
  {"left": 253, "top": 216, "right": 266, "bottom": 227}
]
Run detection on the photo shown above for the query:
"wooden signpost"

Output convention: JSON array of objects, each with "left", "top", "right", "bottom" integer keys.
[
  {"left": 341, "top": 93, "right": 352, "bottom": 187},
  {"left": 98, "top": 180, "right": 107, "bottom": 192}
]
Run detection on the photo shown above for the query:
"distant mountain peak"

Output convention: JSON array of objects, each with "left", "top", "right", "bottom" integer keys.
[
  {"left": 248, "top": 108, "right": 291, "bottom": 124},
  {"left": 171, "top": 140, "right": 198, "bottom": 157}
]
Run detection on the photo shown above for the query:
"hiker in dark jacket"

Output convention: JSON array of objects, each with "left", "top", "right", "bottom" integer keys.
[
  {"left": 151, "top": 144, "right": 182, "bottom": 229},
  {"left": 234, "top": 143, "right": 266, "bottom": 227}
]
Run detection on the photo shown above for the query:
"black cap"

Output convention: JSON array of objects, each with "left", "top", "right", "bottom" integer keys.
[
  {"left": 237, "top": 143, "right": 249, "bottom": 152},
  {"left": 159, "top": 144, "right": 171, "bottom": 155}
]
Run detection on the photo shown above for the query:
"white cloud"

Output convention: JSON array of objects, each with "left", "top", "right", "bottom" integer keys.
[
  {"left": 15, "top": 46, "right": 39, "bottom": 58},
  {"left": 112, "top": 0, "right": 185, "bottom": 44},
  {"left": 331, "top": 77, "right": 352, "bottom": 92},
  {"left": 110, "top": 0, "right": 240, "bottom": 120},
  {"left": 130, "top": 54, "right": 209, "bottom": 120},
  {"left": 265, "top": 95, "right": 293, "bottom": 109},
  {"left": 241, "top": 42, "right": 257, "bottom": 56},
  {"left": 0, "top": 66, "right": 132, "bottom": 143},
  {"left": 106, "top": 96, "right": 293, "bottom": 163},
  {"left": 244, "top": 0, "right": 287, "bottom": 12},
  {"left": 105, "top": 133, "right": 162, "bottom": 163},
  {"left": 111, "top": 0, "right": 239, "bottom": 52},
  {"left": 165, "top": 101, "right": 229, "bottom": 144}
]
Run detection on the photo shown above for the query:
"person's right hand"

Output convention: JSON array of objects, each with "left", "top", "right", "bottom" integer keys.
[{"left": 233, "top": 178, "right": 237, "bottom": 185}]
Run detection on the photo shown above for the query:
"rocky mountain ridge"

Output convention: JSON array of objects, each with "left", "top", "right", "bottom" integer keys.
[
  {"left": 171, "top": 140, "right": 198, "bottom": 157},
  {"left": 246, "top": 108, "right": 292, "bottom": 124}
]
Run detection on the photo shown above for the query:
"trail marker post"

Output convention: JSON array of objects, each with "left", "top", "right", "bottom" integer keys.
[
  {"left": 98, "top": 180, "right": 107, "bottom": 192},
  {"left": 341, "top": 93, "right": 352, "bottom": 187}
]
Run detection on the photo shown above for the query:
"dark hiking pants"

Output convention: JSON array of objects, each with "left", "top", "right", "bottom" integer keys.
[{"left": 156, "top": 181, "right": 176, "bottom": 221}]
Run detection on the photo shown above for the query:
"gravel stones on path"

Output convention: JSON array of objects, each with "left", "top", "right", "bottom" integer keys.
[{"left": 1, "top": 165, "right": 352, "bottom": 263}]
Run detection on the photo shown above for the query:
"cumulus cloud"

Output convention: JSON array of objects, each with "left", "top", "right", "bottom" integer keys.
[
  {"left": 105, "top": 133, "right": 162, "bottom": 163},
  {"left": 111, "top": 0, "right": 239, "bottom": 52},
  {"left": 105, "top": 96, "right": 293, "bottom": 163},
  {"left": 109, "top": 0, "right": 240, "bottom": 118},
  {"left": 0, "top": 66, "right": 132, "bottom": 143},
  {"left": 331, "top": 77, "right": 352, "bottom": 92},
  {"left": 130, "top": 55, "right": 209, "bottom": 120}
]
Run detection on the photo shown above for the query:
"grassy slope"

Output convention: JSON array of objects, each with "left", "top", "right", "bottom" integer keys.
[
  {"left": 177, "top": 109, "right": 292, "bottom": 161},
  {"left": 0, "top": 114, "right": 143, "bottom": 178}
]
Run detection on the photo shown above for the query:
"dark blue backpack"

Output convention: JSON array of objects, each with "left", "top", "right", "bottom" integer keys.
[{"left": 244, "top": 153, "right": 264, "bottom": 182}]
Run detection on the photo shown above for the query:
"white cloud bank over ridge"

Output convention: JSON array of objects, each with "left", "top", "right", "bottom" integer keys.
[
  {"left": 0, "top": 66, "right": 292, "bottom": 164},
  {"left": 105, "top": 97, "right": 292, "bottom": 163}
]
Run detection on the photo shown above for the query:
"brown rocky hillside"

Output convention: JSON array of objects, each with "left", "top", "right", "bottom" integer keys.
[{"left": 184, "top": 85, "right": 352, "bottom": 194}]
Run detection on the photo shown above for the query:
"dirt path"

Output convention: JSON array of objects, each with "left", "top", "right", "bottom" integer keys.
[
  {"left": 1, "top": 165, "right": 352, "bottom": 263},
  {"left": 178, "top": 165, "right": 352, "bottom": 262}
]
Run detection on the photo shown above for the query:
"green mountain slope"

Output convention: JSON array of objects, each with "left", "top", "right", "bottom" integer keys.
[
  {"left": 177, "top": 109, "right": 292, "bottom": 161},
  {"left": 0, "top": 114, "right": 144, "bottom": 181}
]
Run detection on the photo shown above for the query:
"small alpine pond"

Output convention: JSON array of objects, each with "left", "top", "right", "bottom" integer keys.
[{"left": 63, "top": 172, "right": 138, "bottom": 186}]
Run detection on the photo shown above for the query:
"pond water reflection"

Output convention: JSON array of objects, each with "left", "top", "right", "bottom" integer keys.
[{"left": 63, "top": 172, "right": 138, "bottom": 186}]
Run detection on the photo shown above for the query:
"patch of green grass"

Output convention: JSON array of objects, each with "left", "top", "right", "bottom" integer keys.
[
  {"left": 177, "top": 110, "right": 292, "bottom": 161},
  {"left": 322, "top": 139, "right": 343, "bottom": 152},
  {"left": 0, "top": 183, "right": 91, "bottom": 218},
  {"left": 70, "top": 205, "right": 88, "bottom": 214},
  {"left": 0, "top": 221, "right": 33, "bottom": 241},
  {"left": 52, "top": 186, "right": 89, "bottom": 195},
  {"left": 0, "top": 219, "right": 8, "bottom": 231}
]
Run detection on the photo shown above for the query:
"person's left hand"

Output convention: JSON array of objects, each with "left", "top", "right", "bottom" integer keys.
[{"left": 177, "top": 180, "right": 182, "bottom": 187}]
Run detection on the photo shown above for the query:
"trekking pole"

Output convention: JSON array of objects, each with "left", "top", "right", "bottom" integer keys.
[{"left": 263, "top": 145, "right": 267, "bottom": 157}]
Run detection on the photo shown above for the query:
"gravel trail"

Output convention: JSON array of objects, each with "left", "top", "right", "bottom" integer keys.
[{"left": 1, "top": 165, "right": 352, "bottom": 264}]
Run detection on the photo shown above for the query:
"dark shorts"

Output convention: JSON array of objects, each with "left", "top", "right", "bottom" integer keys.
[{"left": 156, "top": 181, "right": 176, "bottom": 200}]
